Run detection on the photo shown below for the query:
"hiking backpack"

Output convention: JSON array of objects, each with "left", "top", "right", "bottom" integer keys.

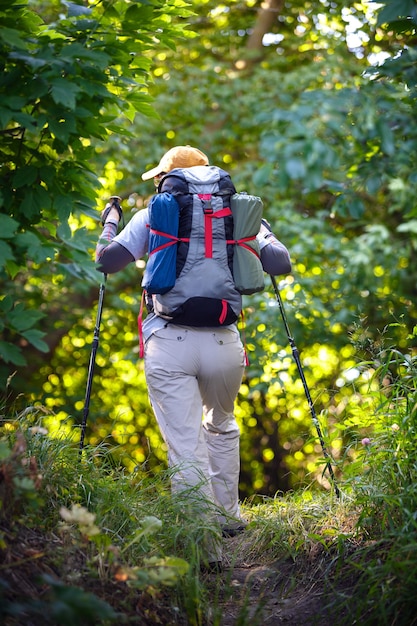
[{"left": 142, "top": 165, "right": 264, "bottom": 327}]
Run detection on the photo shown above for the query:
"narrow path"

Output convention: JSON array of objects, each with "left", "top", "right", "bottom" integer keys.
[{"left": 215, "top": 537, "right": 342, "bottom": 625}]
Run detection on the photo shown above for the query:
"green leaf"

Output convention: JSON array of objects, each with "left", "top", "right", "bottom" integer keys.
[
  {"left": 0, "top": 441, "right": 12, "bottom": 462},
  {"left": 9, "top": 51, "right": 46, "bottom": 70},
  {"left": 78, "top": 116, "right": 109, "bottom": 140},
  {"left": 347, "top": 197, "right": 365, "bottom": 219},
  {"left": 0, "top": 27, "right": 28, "bottom": 49},
  {"left": 285, "top": 158, "right": 306, "bottom": 179},
  {"left": 15, "top": 232, "right": 55, "bottom": 264},
  {"left": 0, "top": 215, "right": 18, "bottom": 239},
  {"left": 156, "top": 556, "right": 189, "bottom": 576},
  {"left": 19, "top": 6, "right": 44, "bottom": 31},
  {"left": 21, "top": 329, "right": 49, "bottom": 352},
  {"left": 38, "top": 26, "right": 67, "bottom": 41},
  {"left": 41, "top": 574, "right": 118, "bottom": 624},
  {"left": 70, "top": 18, "right": 99, "bottom": 33},
  {"left": 49, "top": 115, "right": 77, "bottom": 143},
  {"left": 377, "top": 0, "right": 417, "bottom": 26},
  {"left": 54, "top": 195, "right": 75, "bottom": 222},
  {"left": 105, "top": 123, "right": 134, "bottom": 137},
  {"left": 0, "top": 340, "right": 27, "bottom": 366},
  {"left": 12, "top": 166, "right": 38, "bottom": 189},
  {"left": 50, "top": 79, "right": 80, "bottom": 109},
  {"left": 131, "top": 101, "right": 159, "bottom": 119},
  {"left": 13, "top": 476, "right": 36, "bottom": 490},
  {"left": 8, "top": 304, "right": 45, "bottom": 332},
  {"left": 57, "top": 221, "right": 72, "bottom": 241},
  {"left": 1, "top": 95, "right": 26, "bottom": 110},
  {"left": 0, "top": 109, "right": 13, "bottom": 128},
  {"left": 65, "top": 1, "right": 92, "bottom": 18},
  {"left": 4, "top": 260, "right": 21, "bottom": 279},
  {"left": 0, "top": 296, "right": 13, "bottom": 313},
  {"left": 376, "top": 120, "right": 395, "bottom": 156},
  {"left": 59, "top": 42, "right": 108, "bottom": 64},
  {"left": 38, "top": 220, "right": 57, "bottom": 237},
  {"left": 253, "top": 163, "right": 274, "bottom": 187},
  {"left": 0, "top": 240, "right": 14, "bottom": 266},
  {"left": 123, "top": 3, "right": 154, "bottom": 24},
  {"left": 366, "top": 176, "right": 382, "bottom": 195},
  {"left": 19, "top": 191, "right": 39, "bottom": 221},
  {"left": 13, "top": 112, "right": 38, "bottom": 132}
]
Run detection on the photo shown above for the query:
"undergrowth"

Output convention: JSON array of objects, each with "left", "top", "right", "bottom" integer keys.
[{"left": 1, "top": 326, "right": 417, "bottom": 625}]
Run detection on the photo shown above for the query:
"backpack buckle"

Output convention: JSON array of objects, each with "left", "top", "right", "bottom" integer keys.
[{"left": 199, "top": 194, "right": 213, "bottom": 214}]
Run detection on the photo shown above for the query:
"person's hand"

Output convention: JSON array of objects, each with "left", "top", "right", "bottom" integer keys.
[
  {"left": 100, "top": 196, "right": 123, "bottom": 226},
  {"left": 259, "top": 218, "right": 272, "bottom": 237},
  {"left": 101, "top": 205, "right": 120, "bottom": 224}
]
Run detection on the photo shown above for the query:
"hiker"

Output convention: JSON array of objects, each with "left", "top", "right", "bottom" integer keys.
[{"left": 95, "top": 146, "right": 291, "bottom": 565}]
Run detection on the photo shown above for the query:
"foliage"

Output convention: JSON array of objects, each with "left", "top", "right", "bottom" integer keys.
[
  {"left": 0, "top": 414, "right": 218, "bottom": 623},
  {"left": 347, "top": 346, "right": 417, "bottom": 534},
  {"left": 2, "top": 339, "right": 417, "bottom": 625},
  {"left": 330, "top": 327, "right": 417, "bottom": 625},
  {"left": 0, "top": 0, "right": 192, "bottom": 370},
  {"left": 0, "top": 573, "right": 120, "bottom": 626},
  {"left": 1, "top": 0, "right": 417, "bottom": 498}
]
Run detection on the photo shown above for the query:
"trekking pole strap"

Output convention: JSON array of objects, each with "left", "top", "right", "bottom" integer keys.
[{"left": 101, "top": 196, "right": 125, "bottom": 227}]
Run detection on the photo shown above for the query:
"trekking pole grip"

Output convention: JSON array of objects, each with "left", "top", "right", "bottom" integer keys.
[{"left": 101, "top": 196, "right": 125, "bottom": 226}]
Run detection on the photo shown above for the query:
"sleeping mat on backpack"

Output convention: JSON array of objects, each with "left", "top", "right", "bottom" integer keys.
[
  {"left": 141, "top": 192, "right": 180, "bottom": 294},
  {"left": 230, "top": 193, "right": 265, "bottom": 294}
]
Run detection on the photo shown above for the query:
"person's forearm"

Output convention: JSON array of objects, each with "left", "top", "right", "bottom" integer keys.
[
  {"left": 257, "top": 219, "right": 291, "bottom": 276},
  {"left": 260, "top": 239, "right": 292, "bottom": 276},
  {"left": 96, "top": 221, "right": 119, "bottom": 262},
  {"left": 95, "top": 222, "right": 134, "bottom": 273}
]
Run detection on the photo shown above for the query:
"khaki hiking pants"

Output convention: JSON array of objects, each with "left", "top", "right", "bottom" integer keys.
[{"left": 144, "top": 324, "right": 246, "bottom": 527}]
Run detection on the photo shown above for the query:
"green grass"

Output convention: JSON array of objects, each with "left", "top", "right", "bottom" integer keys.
[{"left": 1, "top": 338, "right": 417, "bottom": 625}]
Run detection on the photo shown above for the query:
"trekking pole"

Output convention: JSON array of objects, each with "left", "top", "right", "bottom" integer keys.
[
  {"left": 270, "top": 274, "right": 341, "bottom": 498},
  {"left": 79, "top": 196, "right": 123, "bottom": 455},
  {"left": 79, "top": 273, "right": 107, "bottom": 454}
]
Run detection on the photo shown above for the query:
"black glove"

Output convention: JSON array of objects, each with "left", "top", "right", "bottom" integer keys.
[{"left": 100, "top": 196, "right": 124, "bottom": 226}]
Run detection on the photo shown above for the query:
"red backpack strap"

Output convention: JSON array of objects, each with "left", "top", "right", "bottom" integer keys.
[
  {"left": 138, "top": 290, "right": 146, "bottom": 358},
  {"left": 199, "top": 194, "right": 232, "bottom": 258},
  {"left": 226, "top": 235, "right": 260, "bottom": 257},
  {"left": 148, "top": 229, "right": 190, "bottom": 256}
]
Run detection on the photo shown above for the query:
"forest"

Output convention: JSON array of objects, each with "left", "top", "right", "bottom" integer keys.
[
  {"left": 1, "top": 0, "right": 416, "bottom": 495},
  {"left": 1, "top": 1, "right": 417, "bottom": 623}
]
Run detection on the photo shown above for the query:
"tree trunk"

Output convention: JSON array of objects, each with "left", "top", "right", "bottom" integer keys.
[{"left": 246, "top": 0, "right": 284, "bottom": 54}]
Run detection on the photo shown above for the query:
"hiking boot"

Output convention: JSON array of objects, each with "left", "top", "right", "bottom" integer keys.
[
  {"left": 201, "top": 560, "right": 223, "bottom": 573},
  {"left": 221, "top": 524, "right": 247, "bottom": 538}
]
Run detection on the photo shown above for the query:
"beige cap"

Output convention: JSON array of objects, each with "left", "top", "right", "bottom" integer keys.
[{"left": 141, "top": 145, "right": 209, "bottom": 180}]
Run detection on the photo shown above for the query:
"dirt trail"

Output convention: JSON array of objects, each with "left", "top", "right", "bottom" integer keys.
[
  {"left": 220, "top": 565, "right": 330, "bottom": 625},
  {"left": 216, "top": 536, "right": 345, "bottom": 625},
  {"left": 1, "top": 524, "right": 351, "bottom": 625}
]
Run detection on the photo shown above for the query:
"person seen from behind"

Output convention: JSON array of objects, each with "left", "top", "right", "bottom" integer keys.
[{"left": 95, "top": 146, "right": 292, "bottom": 569}]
